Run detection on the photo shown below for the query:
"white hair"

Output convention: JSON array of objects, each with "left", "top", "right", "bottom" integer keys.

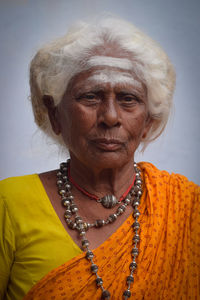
[{"left": 30, "top": 16, "right": 176, "bottom": 149}]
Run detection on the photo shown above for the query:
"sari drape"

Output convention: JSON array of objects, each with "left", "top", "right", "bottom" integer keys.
[{"left": 24, "top": 163, "right": 200, "bottom": 300}]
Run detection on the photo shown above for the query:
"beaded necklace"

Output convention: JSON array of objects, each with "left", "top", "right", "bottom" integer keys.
[
  {"left": 67, "top": 163, "right": 136, "bottom": 208},
  {"left": 57, "top": 160, "right": 143, "bottom": 299}
]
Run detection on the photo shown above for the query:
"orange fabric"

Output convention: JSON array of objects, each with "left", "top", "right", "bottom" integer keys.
[{"left": 24, "top": 163, "right": 200, "bottom": 300}]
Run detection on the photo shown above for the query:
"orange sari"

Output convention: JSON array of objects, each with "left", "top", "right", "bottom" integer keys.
[{"left": 24, "top": 163, "right": 200, "bottom": 300}]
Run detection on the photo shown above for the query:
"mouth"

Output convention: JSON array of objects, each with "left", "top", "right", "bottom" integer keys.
[{"left": 90, "top": 138, "right": 124, "bottom": 151}]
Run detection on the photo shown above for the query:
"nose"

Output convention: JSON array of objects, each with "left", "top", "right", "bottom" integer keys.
[{"left": 97, "top": 97, "right": 121, "bottom": 128}]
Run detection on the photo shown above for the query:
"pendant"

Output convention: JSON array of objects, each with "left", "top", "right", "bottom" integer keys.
[{"left": 97, "top": 195, "right": 119, "bottom": 208}]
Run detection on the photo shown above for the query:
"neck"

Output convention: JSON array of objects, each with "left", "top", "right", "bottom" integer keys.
[{"left": 69, "top": 154, "right": 136, "bottom": 199}]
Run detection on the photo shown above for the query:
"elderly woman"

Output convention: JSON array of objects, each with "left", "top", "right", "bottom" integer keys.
[{"left": 0, "top": 17, "right": 199, "bottom": 300}]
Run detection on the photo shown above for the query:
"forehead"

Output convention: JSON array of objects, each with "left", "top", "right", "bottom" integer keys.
[
  {"left": 86, "top": 69, "right": 142, "bottom": 89},
  {"left": 69, "top": 68, "right": 142, "bottom": 92},
  {"left": 69, "top": 69, "right": 143, "bottom": 94},
  {"left": 65, "top": 55, "right": 146, "bottom": 95},
  {"left": 69, "top": 58, "right": 143, "bottom": 90},
  {"left": 87, "top": 56, "right": 133, "bottom": 70}
]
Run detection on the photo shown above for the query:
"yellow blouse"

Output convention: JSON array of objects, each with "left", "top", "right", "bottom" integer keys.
[{"left": 0, "top": 174, "right": 82, "bottom": 300}]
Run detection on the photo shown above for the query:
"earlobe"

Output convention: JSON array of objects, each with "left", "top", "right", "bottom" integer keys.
[{"left": 43, "top": 95, "right": 61, "bottom": 135}]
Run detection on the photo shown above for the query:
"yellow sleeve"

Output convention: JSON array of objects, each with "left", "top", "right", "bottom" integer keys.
[
  {"left": 0, "top": 175, "right": 82, "bottom": 300},
  {"left": 0, "top": 183, "right": 16, "bottom": 299}
]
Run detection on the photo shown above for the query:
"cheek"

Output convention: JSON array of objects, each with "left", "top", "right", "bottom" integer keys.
[
  {"left": 60, "top": 104, "right": 96, "bottom": 145},
  {"left": 125, "top": 110, "right": 148, "bottom": 136},
  {"left": 73, "top": 105, "right": 97, "bottom": 133}
]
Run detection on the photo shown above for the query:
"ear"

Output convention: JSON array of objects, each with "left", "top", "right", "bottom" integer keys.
[
  {"left": 142, "top": 115, "right": 153, "bottom": 139},
  {"left": 43, "top": 95, "right": 61, "bottom": 135}
]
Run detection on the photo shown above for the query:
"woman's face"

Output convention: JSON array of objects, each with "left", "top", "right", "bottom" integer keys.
[{"left": 56, "top": 66, "right": 151, "bottom": 170}]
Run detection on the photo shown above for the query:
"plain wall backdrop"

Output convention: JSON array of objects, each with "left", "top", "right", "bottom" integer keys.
[{"left": 0, "top": 0, "right": 199, "bottom": 184}]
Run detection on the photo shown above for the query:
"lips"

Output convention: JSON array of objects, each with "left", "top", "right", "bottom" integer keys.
[{"left": 90, "top": 138, "right": 124, "bottom": 151}]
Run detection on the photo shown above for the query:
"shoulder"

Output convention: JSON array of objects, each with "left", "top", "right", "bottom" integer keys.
[
  {"left": 139, "top": 162, "right": 200, "bottom": 226},
  {"left": 138, "top": 161, "right": 199, "bottom": 189},
  {"left": 0, "top": 174, "right": 39, "bottom": 192},
  {"left": 0, "top": 175, "right": 41, "bottom": 252},
  {"left": 0, "top": 174, "right": 38, "bottom": 186},
  {"left": 0, "top": 174, "right": 41, "bottom": 209},
  {"left": 138, "top": 161, "right": 199, "bottom": 208},
  {"left": 0, "top": 174, "right": 52, "bottom": 242}
]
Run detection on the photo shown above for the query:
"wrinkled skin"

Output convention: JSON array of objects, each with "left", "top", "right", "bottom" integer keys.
[
  {"left": 42, "top": 65, "right": 153, "bottom": 249},
  {"left": 46, "top": 66, "right": 151, "bottom": 178}
]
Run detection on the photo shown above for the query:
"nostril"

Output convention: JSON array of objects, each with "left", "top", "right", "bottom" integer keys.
[{"left": 99, "top": 121, "right": 121, "bottom": 129}]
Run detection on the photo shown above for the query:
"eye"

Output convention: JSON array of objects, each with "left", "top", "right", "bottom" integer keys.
[
  {"left": 76, "top": 93, "right": 100, "bottom": 105},
  {"left": 118, "top": 93, "right": 141, "bottom": 106},
  {"left": 83, "top": 94, "right": 96, "bottom": 100},
  {"left": 123, "top": 95, "right": 137, "bottom": 102},
  {"left": 77, "top": 93, "right": 95, "bottom": 100}
]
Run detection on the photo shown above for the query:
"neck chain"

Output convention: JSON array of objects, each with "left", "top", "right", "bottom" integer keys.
[
  {"left": 57, "top": 160, "right": 143, "bottom": 300},
  {"left": 67, "top": 163, "right": 136, "bottom": 209}
]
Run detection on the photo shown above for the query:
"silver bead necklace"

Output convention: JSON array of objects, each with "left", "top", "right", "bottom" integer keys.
[
  {"left": 57, "top": 160, "right": 143, "bottom": 300},
  {"left": 67, "top": 162, "right": 137, "bottom": 209}
]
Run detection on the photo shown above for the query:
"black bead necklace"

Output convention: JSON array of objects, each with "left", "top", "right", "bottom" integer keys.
[{"left": 57, "top": 160, "right": 143, "bottom": 299}]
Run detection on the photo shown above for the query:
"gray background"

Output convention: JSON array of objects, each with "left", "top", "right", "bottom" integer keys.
[{"left": 0, "top": 0, "right": 199, "bottom": 184}]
